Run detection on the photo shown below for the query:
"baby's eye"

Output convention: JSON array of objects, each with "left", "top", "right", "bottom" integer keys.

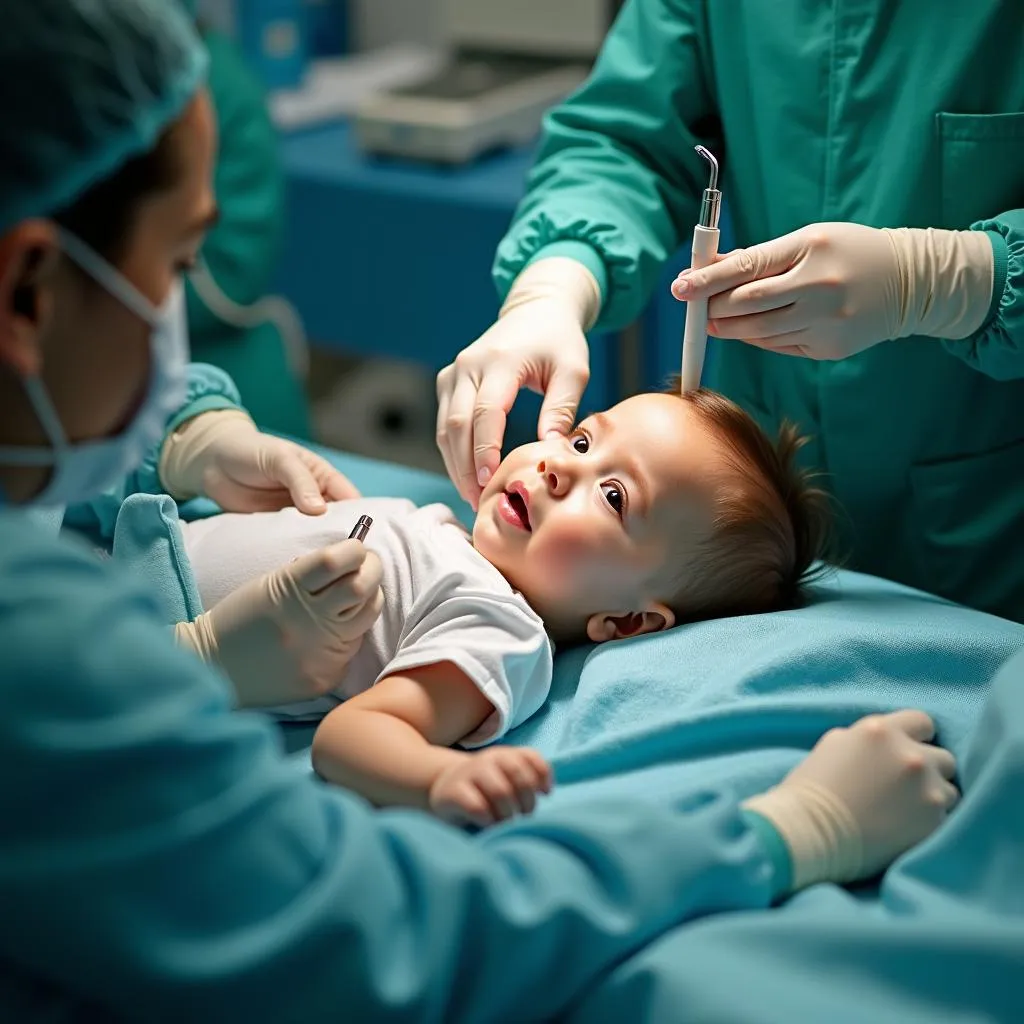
[
  {"left": 572, "top": 432, "right": 590, "bottom": 454},
  {"left": 602, "top": 482, "right": 625, "bottom": 518}
]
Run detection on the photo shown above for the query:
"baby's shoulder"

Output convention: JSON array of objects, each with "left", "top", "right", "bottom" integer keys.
[
  {"left": 403, "top": 502, "right": 469, "bottom": 533},
  {"left": 397, "top": 504, "right": 518, "bottom": 600}
]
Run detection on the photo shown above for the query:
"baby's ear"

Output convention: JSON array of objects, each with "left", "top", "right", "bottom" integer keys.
[{"left": 585, "top": 603, "right": 675, "bottom": 643}]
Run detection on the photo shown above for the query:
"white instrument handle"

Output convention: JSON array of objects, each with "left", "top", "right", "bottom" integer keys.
[{"left": 680, "top": 225, "right": 720, "bottom": 392}]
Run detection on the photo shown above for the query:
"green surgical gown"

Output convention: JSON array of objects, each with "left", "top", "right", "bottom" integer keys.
[
  {"left": 495, "top": 0, "right": 1024, "bottom": 622},
  {"left": 185, "top": 28, "right": 312, "bottom": 440}
]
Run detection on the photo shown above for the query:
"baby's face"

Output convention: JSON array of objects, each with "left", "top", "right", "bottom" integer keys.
[{"left": 473, "top": 393, "right": 722, "bottom": 639}]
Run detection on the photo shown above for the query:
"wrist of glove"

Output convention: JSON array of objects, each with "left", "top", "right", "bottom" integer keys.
[
  {"left": 743, "top": 781, "right": 862, "bottom": 892},
  {"left": 174, "top": 614, "right": 221, "bottom": 673},
  {"left": 500, "top": 257, "right": 602, "bottom": 332},
  {"left": 159, "top": 408, "right": 257, "bottom": 501},
  {"left": 741, "top": 711, "right": 958, "bottom": 895},
  {"left": 884, "top": 227, "right": 994, "bottom": 341}
]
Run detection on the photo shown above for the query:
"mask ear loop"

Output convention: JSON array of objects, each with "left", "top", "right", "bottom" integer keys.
[
  {"left": 57, "top": 230, "right": 159, "bottom": 326},
  {"left": 0, "top": 375, "right": 68, "bottom": 466},
  {"left": 0, "top": 231, "right": 166, "bottom": 469},
  {"left": 0, "top": 233, "right": 179, "bottom": 477}
]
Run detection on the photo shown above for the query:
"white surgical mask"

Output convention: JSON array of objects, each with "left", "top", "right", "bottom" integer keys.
[{"left": 0, "top": 231, "right": 189, "bottom": 507}]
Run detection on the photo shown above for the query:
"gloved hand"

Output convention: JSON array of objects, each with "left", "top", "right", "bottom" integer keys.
[
  {"left": 671, "top": 223, "right": 994, "bottom": 359},
  {"left": 436, "top": 257, "right": 600, "bottom": 508},
  {"left": 743, "top": 710, "right": 959, "bottom": 892},
  {"left": 160, "top": 409, "right": 360, "bottom": 515},
  {"left": 175, "top": 540, "right": 384, "bottom": 708}
]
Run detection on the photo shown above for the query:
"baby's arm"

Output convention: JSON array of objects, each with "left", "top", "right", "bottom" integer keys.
[{"left": 311, "top": 663, "right": 552, "bottom": 826}]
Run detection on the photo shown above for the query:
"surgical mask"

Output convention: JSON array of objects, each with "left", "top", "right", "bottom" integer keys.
[{"left": 0, "top": 231, "right": 189, "bottom": 507}]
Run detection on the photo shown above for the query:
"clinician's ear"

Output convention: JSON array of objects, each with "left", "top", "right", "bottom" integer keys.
[
  {"left": 0, "top": 221, "right": 60, "bottom": 377},
  {"left": 585, "top": 602, "right": 676, "bottom": 643}
]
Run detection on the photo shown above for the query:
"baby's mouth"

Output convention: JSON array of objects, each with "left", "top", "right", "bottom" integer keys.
[
  {"left": 498, "top": 484, "right": 532, "bottom": 532},
  {"left": 508, "top": 490, "right": 531, "bottom": 530}
]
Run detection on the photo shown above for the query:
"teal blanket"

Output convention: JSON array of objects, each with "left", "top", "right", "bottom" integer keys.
[
  {"left": 137, "top": 447, "right": 1024, "bottom": 1021},
  {"left": 509, "top": 574, "right": 1024, "bottom": 1022}
]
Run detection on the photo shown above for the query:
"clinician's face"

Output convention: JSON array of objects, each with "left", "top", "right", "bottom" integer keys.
[{"left": 0, "top": 91, "right": 218, "bottom": 500}]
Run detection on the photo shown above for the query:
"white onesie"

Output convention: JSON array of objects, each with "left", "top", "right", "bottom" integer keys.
[{"left": 180, "top": 499, "right": 553, "bottom": 746}]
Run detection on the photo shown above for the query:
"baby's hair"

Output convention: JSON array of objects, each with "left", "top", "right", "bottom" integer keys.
[{"left": 662, "top": 379, "right": 835, "bottom": 621}]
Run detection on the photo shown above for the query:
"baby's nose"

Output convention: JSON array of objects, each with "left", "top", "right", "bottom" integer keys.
[{"left": 537, "top": 457, "right": 570, "bottom": 497}]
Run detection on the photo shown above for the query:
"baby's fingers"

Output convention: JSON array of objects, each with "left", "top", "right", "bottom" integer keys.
[
  {"left": 438, "top": 783, "right": 494, "bottom": 829},
  {"left": 508, "top": 752, "right": 552, "bottom": 812},
  {"left": 523, "top": 749, "right": 554, "bottom": 794},
  {"left": 493, "top": 750, "right": 549, "bottom": 815},
  {"left": 478, "top": 764, "right": 521, "bottom": 821},
  {"left": 506, "top": 763, "right": 539, "bottom": 815}
]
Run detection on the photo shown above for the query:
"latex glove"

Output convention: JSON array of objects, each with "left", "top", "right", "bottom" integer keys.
[
  {"left": 671, "top": 223, "right": 994, "bottom": 359},
  {"left": 743, "top": 710, "right": 959, "bottom": 892},
  {"left": 429, "top": 746, "right": 554, "bottom": 828},
  {"left": 160, "top": 409, "right": 360, "bottom": 515},
  {"left": 436, "top": 257, "right": 600, "bottom": 508},
  {"left": 175, "top": 540, "right": 383, "bottom": 708}
]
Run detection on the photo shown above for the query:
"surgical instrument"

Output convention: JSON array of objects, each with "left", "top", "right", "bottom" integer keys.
[
  {"left": 680, "top": 146, "right": 722, "bottom": 393},
  {"left": 349, "top": 515, "right": 373, "bottom": 543}
]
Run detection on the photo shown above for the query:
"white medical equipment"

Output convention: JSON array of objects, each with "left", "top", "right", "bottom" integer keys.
[
  {"left": 680, "top": 146, "right": 722, "bottom": 393},
  {"left": 353, "top": 0, "right": 617, "bottom": 164},
  {"left": 188, "top": 261, "right": 311, "bottom": 380}
]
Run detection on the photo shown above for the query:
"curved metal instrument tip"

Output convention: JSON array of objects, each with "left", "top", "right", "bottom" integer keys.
[{"left": 694, "top": 145, "right": 719, "bottom": 191}]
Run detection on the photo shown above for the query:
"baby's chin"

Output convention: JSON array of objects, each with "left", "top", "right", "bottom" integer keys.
[
  {"left": 470, "top": 503, "right": 592, "bottom": 637},
  {"left": 496, "top": 566, "right": 591, "bottom": 640}
]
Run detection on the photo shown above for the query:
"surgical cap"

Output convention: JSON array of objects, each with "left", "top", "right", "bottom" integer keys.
[{"left": 0, "top": 0, "right": 208, "bottom": 234}]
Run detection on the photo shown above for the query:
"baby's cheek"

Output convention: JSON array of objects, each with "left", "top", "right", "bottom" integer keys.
[
  {"left": 534, "top": 530, "right": 608, "bottom": 594},
  {"left": 537, "top": 525, "right": 593, "bottom": 566}
]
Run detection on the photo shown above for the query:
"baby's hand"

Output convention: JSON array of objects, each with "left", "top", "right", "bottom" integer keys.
[{"left": 429, "top": 747, "right": 553, "bottom": 827}]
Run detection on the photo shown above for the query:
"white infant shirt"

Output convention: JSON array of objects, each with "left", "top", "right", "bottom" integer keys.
[{"left": 180, "top": 499, "right": 552, "bottom": 746}]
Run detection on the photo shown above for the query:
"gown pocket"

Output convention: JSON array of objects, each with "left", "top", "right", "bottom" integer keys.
[
  {"left": 937, "top": 111, "right": 1024, "bottom": 229},
  {"left": 909, "top": 437, "right": 1024, "bottom": 621}
]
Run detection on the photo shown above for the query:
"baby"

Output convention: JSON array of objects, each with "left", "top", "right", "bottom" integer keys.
[{"left": 181, "top": 386, "right": 831, "bottom": 826}]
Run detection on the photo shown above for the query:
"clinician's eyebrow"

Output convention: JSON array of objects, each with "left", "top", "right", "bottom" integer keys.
[{"left": 589, "top": 412, "right": 651, "bottom": 520}]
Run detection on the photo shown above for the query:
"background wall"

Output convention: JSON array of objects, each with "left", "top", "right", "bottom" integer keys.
[{"left": 351, "top": 0, "right": 442, "bottom": 49}]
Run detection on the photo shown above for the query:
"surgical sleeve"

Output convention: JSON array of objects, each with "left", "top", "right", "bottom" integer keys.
[
  {"left": 62, "top": 362, "right": 241, "bottom": 543},
  {"left": 0, "top": 525, "right": 776, "bottom": 1024},
  {"left": 493, "top": 0, "right": 717, "bottom": 330},
  {"left": 942, "top": 208, "right": 1024, "bottom": 380}
]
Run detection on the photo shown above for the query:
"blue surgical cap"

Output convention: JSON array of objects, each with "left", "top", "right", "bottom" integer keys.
[{"left": 0, "top": 0, "right": 208, "bottom": 234}]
